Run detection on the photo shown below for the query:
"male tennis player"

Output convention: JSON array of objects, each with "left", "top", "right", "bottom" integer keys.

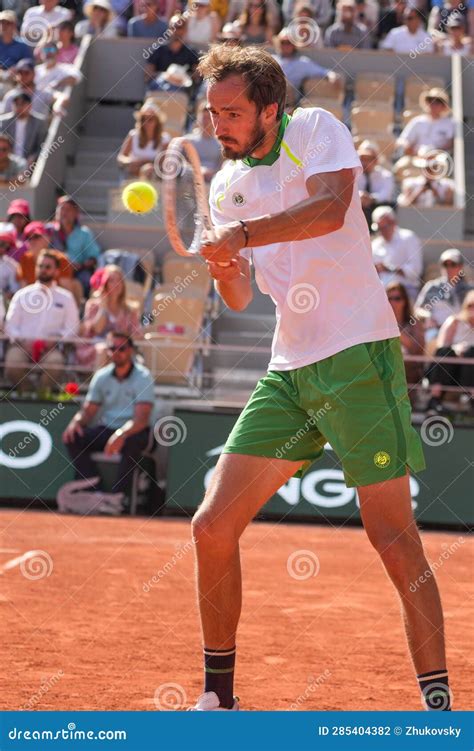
[{"left": 190, "top": 45, "right": 450, "bottom": 712}]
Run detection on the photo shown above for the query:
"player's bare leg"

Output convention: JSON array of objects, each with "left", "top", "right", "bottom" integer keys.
[
  {"left": 191, "top": 453, "right": 303, "bottom": 707},
  {"left": 359, "top": 471, "right": 450, "bottom": 709}
]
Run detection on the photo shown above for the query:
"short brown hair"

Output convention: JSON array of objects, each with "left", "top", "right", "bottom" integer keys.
[
  {"left": 198, "top": 44, "right": 287, "bottom": 121},
  {"left": 38, "top": 250, "right": 60, "bottom": 269}
]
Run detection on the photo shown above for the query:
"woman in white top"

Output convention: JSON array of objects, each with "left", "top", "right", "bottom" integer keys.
[
  {"left": 75, "top": 0, "right": 118, "bottom": 38},
  {"left": 427, "top": 289, "right": 474, "bottom": 412},
  {"left": 117, "top": 102, "right": 168, "bottom": 179},
  {"left": 185, "top": 0, "right": 220, "bottom": 49}
]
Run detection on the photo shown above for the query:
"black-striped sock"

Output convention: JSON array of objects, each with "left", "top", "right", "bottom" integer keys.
[
  {"left": 204, "top": 646, "right": 236, "bottom": 709},
  {"left": 417, "top": 669, "right": 451, "bottom": 710}
]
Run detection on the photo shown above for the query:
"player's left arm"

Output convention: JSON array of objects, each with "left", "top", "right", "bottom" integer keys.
[{"left": 200, "top": 168, "right": 355, "bottom": 265}]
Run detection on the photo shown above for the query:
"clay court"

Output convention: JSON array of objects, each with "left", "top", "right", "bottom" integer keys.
[{"left": 0, "top": 510, "right": 471, "bottom": 711}]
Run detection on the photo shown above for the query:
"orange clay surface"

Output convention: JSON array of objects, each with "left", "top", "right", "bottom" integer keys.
[{"left": 0, "top": 510, "right": 471, "bottom": 711}]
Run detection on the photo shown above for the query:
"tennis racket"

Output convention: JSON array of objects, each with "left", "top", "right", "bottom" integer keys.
[{"left": 161, "top": 137, "right": 230, "bottom": 267}]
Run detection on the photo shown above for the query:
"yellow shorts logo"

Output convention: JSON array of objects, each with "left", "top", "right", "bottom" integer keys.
[{"left": 374, "top": 451, "right": 391, "bottom": 468}]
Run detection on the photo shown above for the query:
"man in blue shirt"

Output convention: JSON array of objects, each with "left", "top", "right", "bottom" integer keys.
[
  {"left": 0, "top": 11, "right": 34, "bottom": 71},
  {"left": 63, "top": 332, "right": 156, "bottom": 497},
  {"left": 127, "top": 0, "right": 168, "bottom": 38}
]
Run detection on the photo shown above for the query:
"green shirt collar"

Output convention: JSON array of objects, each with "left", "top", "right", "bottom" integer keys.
[{"left": 242, "top": 113, "right": 291, "bottom": 168}]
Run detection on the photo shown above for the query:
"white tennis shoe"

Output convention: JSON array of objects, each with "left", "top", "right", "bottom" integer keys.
[{"left": 188, "top": 691, "right": 239, "bottom": 711}]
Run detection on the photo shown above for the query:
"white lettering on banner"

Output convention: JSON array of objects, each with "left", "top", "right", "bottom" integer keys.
[{"left": 0, "top": 421, "right": 52, "bottom": 469}]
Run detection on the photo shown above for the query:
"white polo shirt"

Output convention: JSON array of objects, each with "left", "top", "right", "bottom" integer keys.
[
  {"left": 210, "top": 107, "right": 399, "bottom": 371},
  {"left": 372, "top": 227, "right": 423, "bottom": 290},
  {"left": 381, "top": 25, "right": 434, "bottom": 54},
  {"left": 5, "top": 281, "right": 79, "bottom": 340},
  {"left": 398, "top": 114, "right": 455, "bottom": 152}
]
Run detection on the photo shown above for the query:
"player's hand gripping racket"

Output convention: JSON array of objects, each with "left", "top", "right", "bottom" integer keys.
[{"left": 161, "top": 137, "right": 230, "bottom": 267}]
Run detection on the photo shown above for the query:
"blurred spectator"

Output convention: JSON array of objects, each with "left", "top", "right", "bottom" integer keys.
[
  {"left": 324, "top": 0, "right": 370, "bottom": 49},
  {"left": 118, "top": 102, "right": 168, "bottom": 179},
  {"left": 375, "top": 0, "right": 407, "bottom": 42},
  {"left": 20, "top": 220, "right": 82, "bottom": 303},
  {"left": 398, "top": 149, "right": 454, "bottom": 208},
  {"left": 428, "top": 0, "right": 469, "bottom": 35},
  {"left": 226, "top": 0, "right": 278, "bottom": 27},
  {"left": 55, "top": 20, "right": 79, "bottom": 63},
  {"left": 273, "top": 27, "right": 339, "bottom": 102},
  {"left": 127, "top": 0, "right": 168, "bottom": 37},
  {"left": 34, "top": 42, "right": 82, "bottom": 92},
  {"left": 5, "top": 249, "right": 79, "bottom": 392},
  {"left": 357, "top": 140, "right": 395, "bottom": 225},
  {"left": 46, "top": 195, "right": 100, "bottom": 298},
  {"left": 187, "top": 101, "right": 222, "bottom": 182},
  {"left": 21, "top": 0, "right": 72, "bottom": 42},
  {"left": 0, "top": 132, "right": 27, "bottom": 183},
  {"left": 0, "top": 222, "right": 21, "bottom": 301},
  {"left": 434, "top": 15, "right": 471, "bottom": 54},
  {"left": 2, "top": 59, "right": 54, "bottom": 118},
  {"left": 185, "top": 0, "right": 220, "bottom": 49},
  {"left": 62, "top": 331, "right": 155, "bottom": 500},
  {"left": 283, "top": 0, "right": 332, "bottom": 28},
  {"left": 0, "top": 90, "right": 47, "bottom": 164},
  {"left": 371, "top": 206, "right": 422, "bottom": 300},
  {"left": 415, "top": 248, "right": 472, "bottom": 341},
  {"left": 150, "top": 61, "right": 194, "bottom": 93},
  {"left": 144, "top": 18, "right": 198, "bottom": 86},
  {"left": 354, "top": 0, "right": 378, "bottom": 40},
  {"left": 426, "top": 289, "right": 474, "bottom": 413},
  {"left": 77, "top": 265, "right": 142, "bottom": 368},
  {"left": 216, "top": 20, "right": 242, "bottom": 42},
  {"left": 75, "top": 0, "right": 119, "bottom": 38},
  {"left": 0, "top": 11, "right": 34, "bottom": 70},
  {"left": 386, "top": 280, "right": 425, "bottom": 393},
  {"left": 288, "top": 3, "right": 324, "bottom": 49},
  {"left": 380, "top": 7, "right": 433, "bottom": 53},
  {"left": 6, "top": 198, "right": 31, "bottom": 261},
  {"left": 235, "top": 0, "right": 275, "bottom": 44},
  {"left": 397, "top": 88, "right": 453, "bottom": 157}
]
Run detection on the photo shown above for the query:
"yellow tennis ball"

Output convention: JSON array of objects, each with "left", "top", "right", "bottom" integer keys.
[{"left": 122, "top": 181, "right": 158, "bottom": 214}]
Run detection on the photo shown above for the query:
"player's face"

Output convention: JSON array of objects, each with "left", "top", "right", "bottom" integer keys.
[{"left": 207, "top": 76, "right": 270, "bottom": 160}]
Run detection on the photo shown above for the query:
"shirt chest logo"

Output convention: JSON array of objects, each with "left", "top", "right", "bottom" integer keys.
[{"left": 232, "top": 192, "right": 246, "bottom": 207}]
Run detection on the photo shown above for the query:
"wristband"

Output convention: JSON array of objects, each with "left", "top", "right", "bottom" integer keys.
[{"left": 239, "top": 220, "right": 249, "bottom": 248}]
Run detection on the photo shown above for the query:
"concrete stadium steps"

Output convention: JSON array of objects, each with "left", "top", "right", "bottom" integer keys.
[
  {"left": 64, "top": 134, "right": 124, "bottom": 218},
  {"left": 89, "top": 221, "right": 171, "bottom": 256},
  {"left": 82, "top": 102, "right": 135, "bottom": 137}
]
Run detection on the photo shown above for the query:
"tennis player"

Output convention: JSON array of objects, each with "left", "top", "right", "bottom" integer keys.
[{"left": 190, "top": 45, "right": 450, "bottom": 712}]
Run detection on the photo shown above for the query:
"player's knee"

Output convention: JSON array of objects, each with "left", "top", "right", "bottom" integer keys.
[
  {"left": 192, "top": 509, "right": 237, "bottom": 558},
  {"left": 375, "top": 529, "right": 424, "bottom": 576}
]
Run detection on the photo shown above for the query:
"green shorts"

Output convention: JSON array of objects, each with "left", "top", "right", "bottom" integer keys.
[{"left": 223, "top": 337, "right": 425, "bottom": 488}]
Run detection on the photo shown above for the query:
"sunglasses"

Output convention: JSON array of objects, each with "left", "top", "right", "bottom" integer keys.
[
  {"left": 427, "top": 98, "right": 445, "bottom": 105},
  {"left": 443, "top": 261, "right": 460, "bottom": 267},
  {"left": 406, "top": 14, "right": 418, "bottom": 20},
  {"left": 467, "top": 303, "right": 474, "bottom": 309},
  {"left": 388, "top": 295, "right": 403, "bottom": 302},
  {"left": 107, "top": 344, "right": 130, "bottom": 353}
]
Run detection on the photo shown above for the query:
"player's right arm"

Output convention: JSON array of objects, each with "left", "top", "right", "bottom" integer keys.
[
  {"left": 207, "top": 255, "right": 253, "bottom": 312},
  {"left": 62, "top": 401, "right": 100, "bottom": 443}
]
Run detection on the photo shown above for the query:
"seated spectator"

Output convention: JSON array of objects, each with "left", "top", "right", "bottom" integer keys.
[
  {"left": 415, "top": 248, "right": 472, "bottom": 342},
  {"left": 21, "top": 0, "right": 72, "bottom": 43},
  {"left": 434, "top": 15, "right": 472, "bottom": 55},
  {"left": 398, "top": 150, "right": 454, "bottom": 208},
  {"left": 62, "top": 331, "right": 155, "bottom": 503},
  {"left": 375, "top": 0, "right": 407, "bottom": 43},
  {"left": 0, "top": 222, "right": 21, "bottom": 302},
  {"left": 77, "top": 264, "right": 142, "bottom": 368},
  {"left": 273, "top": 27, "right": 340, "bottom": 103},
  {"left": 288, "top": 3, "right": 325, "bottom": 49},
  {"left": 0, "top": 10, "right": 34, "bottom": 71},
  {"left": 55, "top": 20, "right": 79, "bottom": 64},
  {"left": 75, "top": 0, "right": 119, "bottom": 38},
  {"left": 284, "top": 0, "right": 332, "bottom": 29},
  {"left": 34, "top": 42, "right": 83, "bottom": 93},
  {"left": 426, "top": 290, "right": 474, "bottom": 413},
  {"left": 186, "top": 101, "right": 222, "bottom": 182},
  {"left": 397, "top": 88, "right": 454, "bottom": 156},
  {"left": 4, "top": 249, "right": 79, "bottom": 392},
  {"left": 216, "top": 21, "right": 242, "bottom": 42},
  {"left": 46, "top": 195, "right": 100, "bottom": 298},
  {"left": 226, "top": 0, "right": 279, "bottom": 26},
  {"left": 357, "top": 140, "right": 395, "bottom": 226},
  {"left": 20, "top": 220, "right": 82, "bottom": 303},
  {"left": 324, "top": 0, "right": 370, "bottom": 49},
  {"left": 6, "top": 198, "right": 31, "bottom": 261},
  {"left": 0, "top": 90, "right": 47, "bottom": 164},
  {"left": 371, "top": 206, "right": 422, "bottom": 300},
  {"left": 118, "top": 102, "right": 168, "bottom": 179},
  {"left": 186, "top": 0, "right": 220, "bottom": 50},
  {"left": 127, "top": 0, "right": 168, "bottom": 37},
  {"left": 0, "top": 132, "right": 27, "bottom": 184},
  {"left": 354, "top": 0, "right": 378, "bottom": 41},
  {"left": 380, "top": 6, "right": 433, "bottom": 53},
  {"left": 234, "top": 0, "right": 275, "bottom": 45},
  {"left": 386, "top": 280, "right": 425, "bottom": 396},
  {"left": 2, "top": 59, "right": 54, "bottom": 118},
  {"left": 144, "top": 16, "right": 198, "bottom": 87},
  {"left": 428, "top": 0, "right": 469, "bottom": 35},
  {"left": 150, "top": 61, "right": 194, "bottom": 94}
]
